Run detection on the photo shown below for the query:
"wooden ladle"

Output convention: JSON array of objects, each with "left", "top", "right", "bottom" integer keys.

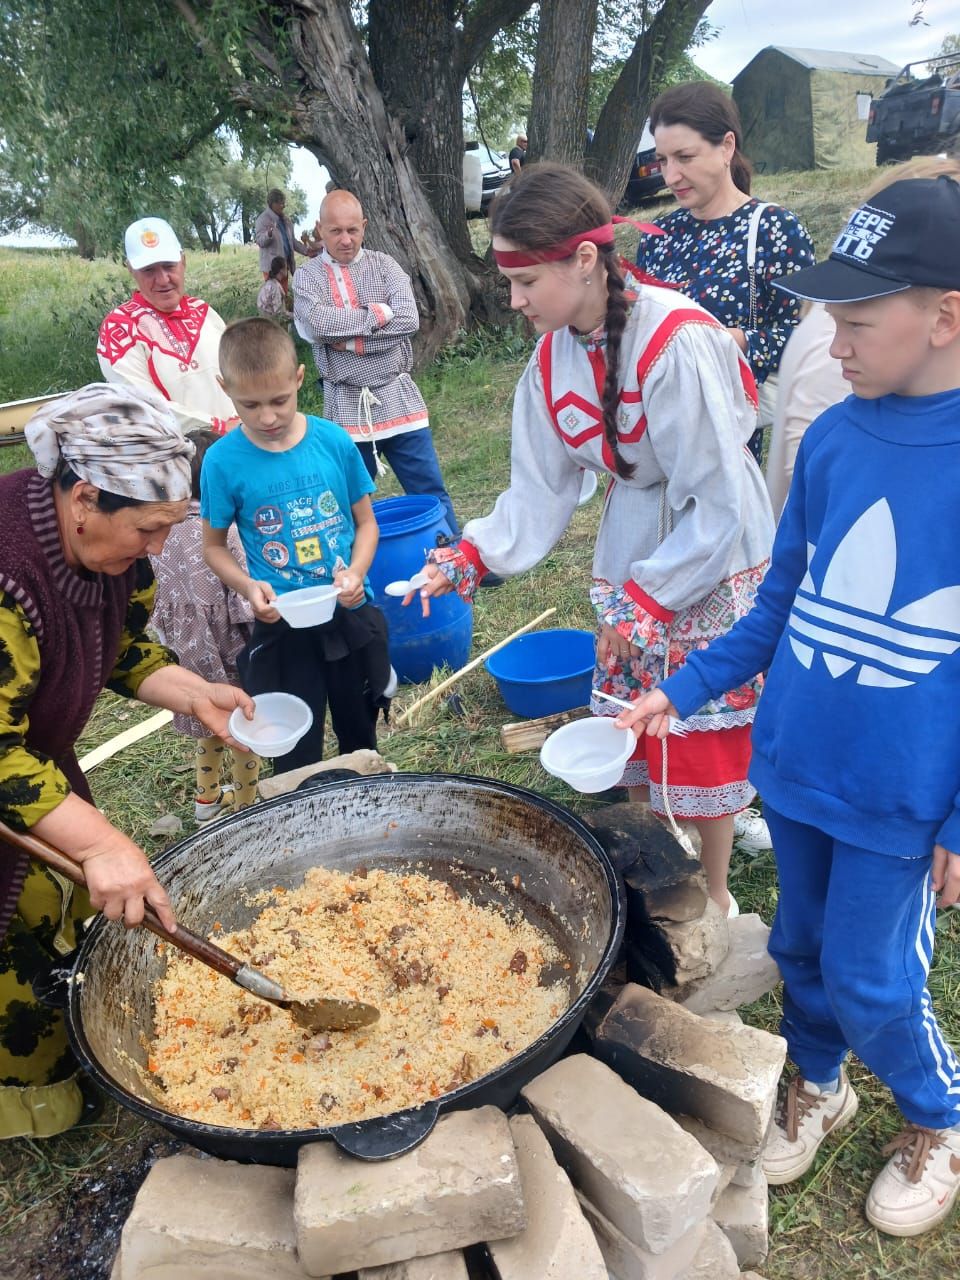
[{"left": 0, "top": 821, "right": 380, "bottom": 1034}]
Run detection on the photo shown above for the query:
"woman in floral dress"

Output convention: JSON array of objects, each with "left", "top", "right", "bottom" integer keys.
[{"left": 413, "top": 164, "right": 775, "bottom": 914}]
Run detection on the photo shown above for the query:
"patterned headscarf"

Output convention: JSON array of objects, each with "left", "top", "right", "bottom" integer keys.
[{"left": 25, "top": 383, "right": 194, "bottom": 503}]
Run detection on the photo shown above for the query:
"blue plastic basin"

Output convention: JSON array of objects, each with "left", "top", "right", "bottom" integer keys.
[{"left": 485, "top": 628, "right": 596, "bottom": 718}]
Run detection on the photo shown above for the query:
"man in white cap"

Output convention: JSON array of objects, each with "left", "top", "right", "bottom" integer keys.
[{"left": 97, "top": 217, "right": 240, "bottom": 435}]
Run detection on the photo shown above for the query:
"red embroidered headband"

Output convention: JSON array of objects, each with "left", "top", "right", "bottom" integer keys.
[{"left": 492, "top": 216, "right": 663, "bottom": 268}]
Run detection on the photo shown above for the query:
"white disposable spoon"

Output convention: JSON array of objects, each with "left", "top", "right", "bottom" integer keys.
[{"left": 383, "top": 570, "right": 430, "bottom": 597}]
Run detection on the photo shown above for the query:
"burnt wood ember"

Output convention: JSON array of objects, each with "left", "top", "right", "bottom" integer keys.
[{"left": 584, "top": 802, "right": 703, "bottom": 993}]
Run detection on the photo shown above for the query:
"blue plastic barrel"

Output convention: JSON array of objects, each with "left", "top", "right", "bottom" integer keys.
[{"left": 370, "top": 496, "right": 474, "bottom": 685}]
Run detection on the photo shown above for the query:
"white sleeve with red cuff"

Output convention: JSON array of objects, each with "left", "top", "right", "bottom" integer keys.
[{"left": 458, "top": 348, "right": 583, "bottom": 578}]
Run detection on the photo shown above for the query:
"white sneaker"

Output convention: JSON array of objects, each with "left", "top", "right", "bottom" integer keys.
[
  {"left": 733, "top": 808, "right": 773, "bottom": 854},
  {"left": 763, "top": 1071, "right": 859, "bottom": 1185},
  {"left": 194, "top": 787, "right": 235, "bottom": 824},
  {"left": 865, "top": 1124, "right": 960, "bottom": 1237}
]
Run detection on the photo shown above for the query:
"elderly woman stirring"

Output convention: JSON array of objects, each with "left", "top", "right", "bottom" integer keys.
[{"left": 0, "top": 385, "right": 253, "bottom": 1140}]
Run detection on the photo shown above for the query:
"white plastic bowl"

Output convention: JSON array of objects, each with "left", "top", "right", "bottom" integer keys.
[
  {"left": 539, "top": 715, "right": 634, "bottom": 793},
  {"left": 229, "top": 693, "right": 313, "bottom": 757},
  {"left": 577, "top": 470, "right": 598, "bottom": 506},
  {"left": 274, "top": 584, "right": 341, "bottom": 628}
]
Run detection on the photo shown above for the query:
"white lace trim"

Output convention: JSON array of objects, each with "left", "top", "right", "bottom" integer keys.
[
  {"left": 619, "top": 760, "right": 756, "bottom": 817},
  {"left": 590, "top": 701, "right": 756, "bottom": 732},
  {"left": 681, "top": 708, "right": 756, "bottom": 731}
]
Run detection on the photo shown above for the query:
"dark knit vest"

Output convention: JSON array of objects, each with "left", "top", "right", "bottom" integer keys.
[{"left": 0, "top": 469, "right": 137, "bottom": 937}]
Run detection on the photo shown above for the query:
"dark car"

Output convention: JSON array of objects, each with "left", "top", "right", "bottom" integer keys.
[
  {"left": 463, "top": 141, "right": 511, "bottom": 215},
  {"left": 866, "top": 53, "right": 960, "bottom": 164},
  {"left": 622, "top": 120, "right": 666, "bottom": 207}
]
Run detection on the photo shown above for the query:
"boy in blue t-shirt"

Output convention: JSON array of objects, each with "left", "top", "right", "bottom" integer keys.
[
  {"left": 619, "top": 175, "right": 960, "bottom": 1238},
  {"left": 202, "top": 317, "right": 390, "bottom": 769}
]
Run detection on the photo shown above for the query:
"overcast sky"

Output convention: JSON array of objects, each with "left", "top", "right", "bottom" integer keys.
[
  {"left": 695, "top": 0, "right": 955, "bottom": 83},
  {"left": 4, "top": 0, "right": 956, "bottom": 247}
]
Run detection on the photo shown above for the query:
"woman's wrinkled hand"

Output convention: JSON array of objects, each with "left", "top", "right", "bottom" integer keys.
[
  {"left": 188, "top": 683, "right": 256, "bottom": 750},
  {"left": 597, "top": 622, "right": 641, "bottom": 666},
  {"left": 73, "top": 837, "right": 176, "bottom": 931},
  {"left": 932, "top": 843, "right": 960, "bottom": 909},
  {"left": 403, "top": 563, "right": 452, "bottom": 618},
  {"left": 614, "top": 687, "right": 678, "bottom": 740}
]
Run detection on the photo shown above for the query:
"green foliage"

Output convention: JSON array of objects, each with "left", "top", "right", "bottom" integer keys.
[
  {"left": 176, "top": 138, "right": 304, "bottom": 252},
  {"left": 588, "top": 5, "right": 719, "bottom": 124},
  {"left": 464, "top": 14, "right": 536, "bottom": 148},
  {"left": 0, "top": 0, "right": 285, "bottom": 253}
]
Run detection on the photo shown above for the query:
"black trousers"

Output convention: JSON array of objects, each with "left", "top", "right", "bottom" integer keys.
[{"left": 238, "top": 604, "right": 390, "bottom": 772}]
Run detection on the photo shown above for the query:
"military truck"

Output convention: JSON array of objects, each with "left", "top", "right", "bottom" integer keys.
[{"left": 866, "top": 52, "right": 960, "bottom": 164}]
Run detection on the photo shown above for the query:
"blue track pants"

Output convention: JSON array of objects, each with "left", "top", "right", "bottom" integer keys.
[{"left": 766, "top": 805, "right": 960, "bottom": 1130}]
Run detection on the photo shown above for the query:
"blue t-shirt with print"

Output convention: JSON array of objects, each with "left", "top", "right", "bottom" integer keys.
[{"left": 200, "top": 415, "right": 376, "bottom": 597}]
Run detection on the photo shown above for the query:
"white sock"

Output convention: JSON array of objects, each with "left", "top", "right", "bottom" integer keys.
[{"left": 804, "top": 1076, "right": 841, "bottom": 1095}]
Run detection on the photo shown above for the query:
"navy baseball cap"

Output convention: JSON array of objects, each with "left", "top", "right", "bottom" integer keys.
[{"left": 774, "top": 175, "right": 960, "bottom": 303}]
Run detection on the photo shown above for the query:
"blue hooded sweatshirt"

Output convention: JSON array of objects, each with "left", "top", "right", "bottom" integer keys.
[{"left": 662, "top": 388, "right": 960, "bottom": 858}]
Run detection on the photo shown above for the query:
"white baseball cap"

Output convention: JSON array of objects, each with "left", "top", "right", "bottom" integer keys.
[{"left": 124, "top": 217, "right": 183, "bottom": 270}]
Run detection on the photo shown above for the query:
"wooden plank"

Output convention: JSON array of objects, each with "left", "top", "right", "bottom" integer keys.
[
  {"left": 0, "top": 393, "right": 65, "bottom": 436},
  {"left": 500, "top": 706, "right": 591, "bottom": 753},
  {"left": 78, "top": 710, "right": 173, "bottom": 773}
]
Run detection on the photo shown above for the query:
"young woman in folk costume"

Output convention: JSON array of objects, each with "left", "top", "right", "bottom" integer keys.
[{"left": 413, "top": 164, "right": 775, "bottom": 914}]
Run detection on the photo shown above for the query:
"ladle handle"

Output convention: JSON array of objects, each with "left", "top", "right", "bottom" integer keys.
[{"left": 0, "top": 820, "right": 243, "bottom": 980}]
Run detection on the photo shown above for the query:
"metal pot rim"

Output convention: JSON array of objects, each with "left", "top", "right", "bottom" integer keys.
[{"left": 66, "top": 773, "right": 625, "bottom": 1155}]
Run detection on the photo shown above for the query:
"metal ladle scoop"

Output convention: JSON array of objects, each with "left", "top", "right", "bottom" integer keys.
[{"left": 1, "top": 821, "right": 380, "bottom": 1034}]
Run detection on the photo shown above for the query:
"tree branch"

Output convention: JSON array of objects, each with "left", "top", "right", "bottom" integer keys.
[{"left": 460, "top": 0, "right": 534, "bottom": 74}]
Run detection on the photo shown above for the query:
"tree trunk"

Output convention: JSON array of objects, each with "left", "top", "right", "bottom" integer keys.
[
  {"left": 191, "top": 216, "right": 214, "bottom": 251},
  {"left": 240, "top": 199, "right": 256, "bottom": 244},
  {"left": 369, "top": 0, "right": 473, "bottom": 260},
  {"left": 280, "top": 1, "right": 475, "bottom": 363},
  {"left": 586, "top": 0, "right": 715, "bottom": 206},
  {"left": 527, "top": 0, "right": 599, "bottom": 167},
  {"left": 72, "top": 220, "right": 97, "bottom": 260}
]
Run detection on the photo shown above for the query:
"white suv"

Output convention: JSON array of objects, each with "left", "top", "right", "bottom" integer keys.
[{"left": 463, "top": 142, "right": 511, "bottom": 215}]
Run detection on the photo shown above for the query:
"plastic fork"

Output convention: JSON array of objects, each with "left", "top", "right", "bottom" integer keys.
[{"left": 592, "top": 688, "right": 689, "bottom": 737}]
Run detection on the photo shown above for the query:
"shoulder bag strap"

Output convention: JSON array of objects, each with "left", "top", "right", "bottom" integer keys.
[{"left": 746, "top": 201, "right": 773, "bottom": 331}]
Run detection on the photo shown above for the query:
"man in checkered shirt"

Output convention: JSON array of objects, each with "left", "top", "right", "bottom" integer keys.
[{"left": 293, "top": 190, "right": 458, "bottom": 538}]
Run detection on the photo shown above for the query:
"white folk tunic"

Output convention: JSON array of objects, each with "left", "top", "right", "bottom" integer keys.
[
  {"left": 465, "top": 284, "right": 773, "bottom": 614},
  {"left": 293, "top": 248, "right": 428, "bottom": 443},
  {"left": 97, "top": 292, "right": 237, "bottom": 434},
  {"left": 461, "top": 284, "right": 776, "bottom": 812}
]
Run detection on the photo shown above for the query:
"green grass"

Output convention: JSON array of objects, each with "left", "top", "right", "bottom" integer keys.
[{"left": 3, "top": 167, "right": 959, "bottom": 1279}]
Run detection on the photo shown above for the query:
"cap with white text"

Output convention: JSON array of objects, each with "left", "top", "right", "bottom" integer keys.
[
  {"left": 773, "top": 176, "right": 960, "bottom": 304},
  {"left": 124, "top": 218, "right": 183, "bottom": 271}
]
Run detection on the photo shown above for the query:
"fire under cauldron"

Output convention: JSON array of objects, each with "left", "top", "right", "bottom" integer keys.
[{"left": 66, "top": 774, "right": 624, "bottom": 1165}]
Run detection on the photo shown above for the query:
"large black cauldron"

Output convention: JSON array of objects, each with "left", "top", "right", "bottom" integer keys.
[{"left": 67, "top": 774, "right": 623, "bottom": 1165}]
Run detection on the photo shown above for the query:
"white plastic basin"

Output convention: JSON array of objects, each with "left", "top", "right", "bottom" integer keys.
[
  {"left": 577, "top": 470, "right": 598, "bottom": 506},
  {"left": 274, "top": 584, "right": 341, "bottom": 628},
  {"left": 539, "top": 715, "right": 634, "bottom": 793},
  {"left": 229, "top": 693, "right": 313, "bottom": 757}
]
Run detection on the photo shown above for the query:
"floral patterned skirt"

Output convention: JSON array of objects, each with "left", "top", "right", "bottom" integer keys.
[{"left": 590, "top": 565, "right": 766, "bottom": 819}]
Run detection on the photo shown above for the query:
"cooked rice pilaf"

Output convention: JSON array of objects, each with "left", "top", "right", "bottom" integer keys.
[{"left": 149, "top": 865, "right": 568, "bottom": 1129}]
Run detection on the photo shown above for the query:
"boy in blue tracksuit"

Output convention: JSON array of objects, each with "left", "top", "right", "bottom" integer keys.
[{"left": 618, "top": 175, "right": 960, "bottom": 1238}]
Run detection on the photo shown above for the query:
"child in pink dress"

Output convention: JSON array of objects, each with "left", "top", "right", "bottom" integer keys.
[{"left": 150, "top": 429, "right": 260, "bottom": 822}]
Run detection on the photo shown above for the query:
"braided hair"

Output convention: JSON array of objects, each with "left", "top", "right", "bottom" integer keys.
[{"left": 490, "top": 162, "right": 635, "bottom": 479}]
